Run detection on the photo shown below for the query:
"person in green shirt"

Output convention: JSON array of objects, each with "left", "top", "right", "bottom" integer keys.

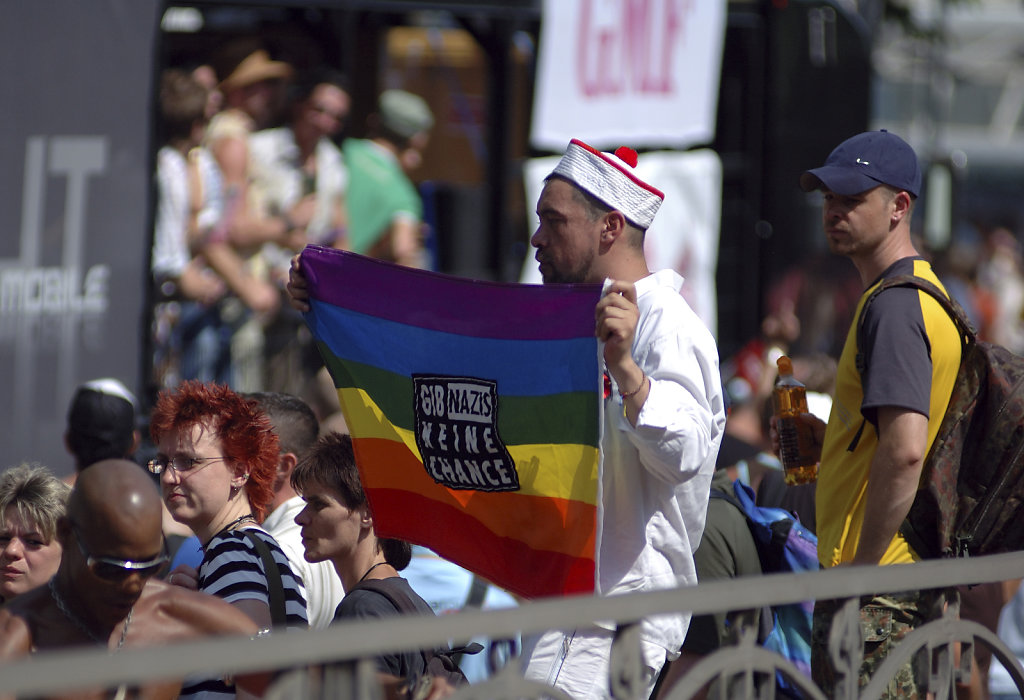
[{"left": 343, "top": 89, "right": 434, "bottom": 269}]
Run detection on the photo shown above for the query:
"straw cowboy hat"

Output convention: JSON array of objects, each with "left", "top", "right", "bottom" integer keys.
[{"left": 219, "top": 50, "right": 292, "bottom": 91}]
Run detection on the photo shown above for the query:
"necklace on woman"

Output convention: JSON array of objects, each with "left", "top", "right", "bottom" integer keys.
[
  {"left": 203, "top": 513, "right": 257, "bottom": 550},
  {"left": 49, "top": 578, "right": 132, "bottom": 650},
  {"left": 357, "top": 561, "right": 389, "bottom": 583},
  {"left": 217, "top": 513, "right": 256, "bottom": 536}
]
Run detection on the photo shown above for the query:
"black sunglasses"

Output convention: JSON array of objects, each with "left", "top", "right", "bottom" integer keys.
[{"left": 71, "top": 525, "right": 169, "bottom": 581}]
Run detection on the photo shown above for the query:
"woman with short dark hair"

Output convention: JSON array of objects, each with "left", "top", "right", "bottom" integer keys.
[{"left": 292, "top": 432, "right": 433, "bottom": 683}]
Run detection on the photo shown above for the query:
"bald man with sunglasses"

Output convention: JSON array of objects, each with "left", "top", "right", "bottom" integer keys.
[{"left": 0, "top": 459, "right": 266, "bottom": 699}]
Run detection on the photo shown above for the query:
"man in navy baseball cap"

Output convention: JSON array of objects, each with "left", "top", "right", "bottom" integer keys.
[
  {"left": 788, "top": 128, "right": 963, "bottom": 699},
  {"left": 799, "top": 129, "right": 921, "bottom": 198}
]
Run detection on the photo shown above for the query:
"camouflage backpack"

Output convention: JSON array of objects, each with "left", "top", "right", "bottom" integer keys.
[{"left": 856, "top": 274, "right": 1024, "bottom": 558}]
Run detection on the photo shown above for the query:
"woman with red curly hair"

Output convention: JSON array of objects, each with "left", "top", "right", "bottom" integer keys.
[{"left": 149, "top": 380, "right": 308, "bottom": 699}]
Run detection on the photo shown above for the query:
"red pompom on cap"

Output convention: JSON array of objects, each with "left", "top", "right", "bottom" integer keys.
[{"left": 614, "top": 146, "right": 638, "bottom": 168}]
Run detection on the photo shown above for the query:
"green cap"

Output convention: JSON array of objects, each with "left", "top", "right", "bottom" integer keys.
[{"left": 379, "top": 89, "right": 434, "bottom": 139}]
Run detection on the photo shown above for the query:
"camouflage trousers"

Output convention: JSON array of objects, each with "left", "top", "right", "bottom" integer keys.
[{"left": 811, "top": 588, "right": 948, "bottom": 698}]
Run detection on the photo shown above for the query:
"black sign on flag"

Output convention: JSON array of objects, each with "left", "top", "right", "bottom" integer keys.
[{"left": 413, "top": 374, "right": 520, "bottom": 492}]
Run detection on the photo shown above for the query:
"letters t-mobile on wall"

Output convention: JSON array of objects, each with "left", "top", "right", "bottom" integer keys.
[
  {"left": 0, "top": 0, "right": 159, "bottom": 479},
  {"left": 1, "top": 135, "right": 115, "bottom": 476},
  {"left": 1, "top": 136, "right": 111, "bottom": 318}
]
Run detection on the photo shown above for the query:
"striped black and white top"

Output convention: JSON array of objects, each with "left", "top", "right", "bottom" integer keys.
[{"left": 179, "top": 526, "right": 308, "bottom": 699}]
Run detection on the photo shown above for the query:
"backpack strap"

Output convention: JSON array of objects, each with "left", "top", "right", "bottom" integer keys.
[
  {"left": 353, "top": 577, "right": 422, "bottom": 615},
  {"left": 709, "top": 486, "right": 744, "bottom": 512},
  {"left": 349, "top": 579, "right": 432, "bottom": 679},
  {"left": 854, "top": 273, "right": 973, "bottom": 376},
  {"left": 848, "top": 273, "right": 972, "bottom": 453},
  {"left": 238, "top": 529, "right": 288, "bottom": 629},
  {"left": 354, "top": 578, "right": 482, "bottom": 656},
  {"left": 711, "top": 485, "right": 777, "bottom": 570},
  {"left": 449, "top": 575, "right": 490, "bottom": 667},
  {"left": 464, "top": 575, "right": 489, "bottom": 609},
  {"left": 352, "top": 579, "right": 480, "bottom": 683},
  {"left": 707, "top": 485, "right": 777, "bottom": 645}
]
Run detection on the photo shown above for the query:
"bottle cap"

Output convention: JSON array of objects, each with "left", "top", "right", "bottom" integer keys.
[{"left": 776, "top": 356, "right": 794, "bottom": 375}]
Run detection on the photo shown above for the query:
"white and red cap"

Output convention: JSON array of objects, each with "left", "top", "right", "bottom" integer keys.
[{"left": 550, "top": 138, "right": 665, "bottom": 230}]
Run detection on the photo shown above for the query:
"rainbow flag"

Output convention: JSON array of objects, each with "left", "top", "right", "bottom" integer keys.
[{"left": 301, "top": 246, "right": 603, "bottom": 599}]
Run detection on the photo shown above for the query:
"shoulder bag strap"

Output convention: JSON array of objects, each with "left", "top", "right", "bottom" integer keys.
[{"left": 240, "top": 529, "right": 287, "bottom": 629}]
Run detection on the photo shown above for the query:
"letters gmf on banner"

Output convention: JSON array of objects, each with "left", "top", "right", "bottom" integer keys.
[{"left": 531, "top": 0, "right": 727, "bottom": 151}]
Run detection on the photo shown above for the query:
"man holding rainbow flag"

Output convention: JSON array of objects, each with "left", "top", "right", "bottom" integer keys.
[{"left": 287, "top": 138, "right": 725, "bottom": 699}]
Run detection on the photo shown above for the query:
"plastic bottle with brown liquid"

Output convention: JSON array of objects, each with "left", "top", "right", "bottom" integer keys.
[{"left": 772, "top": 356, "right": 819, "bottom": 485}]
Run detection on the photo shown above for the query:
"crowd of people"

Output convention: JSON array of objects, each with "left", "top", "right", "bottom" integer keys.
[
  {"left": 0, "top": 377, "right": 488, "bottom": 699},
  {"left": 2, "top": 115, "right": 1024, "bottom": 700},
  {"left": 151, "top": 45, "right": 436, "bottom": 403}
]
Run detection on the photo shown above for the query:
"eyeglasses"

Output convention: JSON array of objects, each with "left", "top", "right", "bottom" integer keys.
[
  {"left": 147, "top": 455, "right": 225, "bottom": 475},
  {"left": 71, "top": 526, "right": 169, "bottom": 581}
]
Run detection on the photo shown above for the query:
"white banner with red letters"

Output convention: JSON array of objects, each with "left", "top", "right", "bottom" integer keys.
[{"left": 531, "top": 0, "right": 727, "bottom": 152}]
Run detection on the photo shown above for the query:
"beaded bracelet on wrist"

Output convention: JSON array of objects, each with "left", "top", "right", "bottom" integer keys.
[{"left": 619, "top": 372, "right": 647, "bottom": 399}]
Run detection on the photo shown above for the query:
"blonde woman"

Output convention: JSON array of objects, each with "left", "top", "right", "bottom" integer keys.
[{"left": 0, "top": 464, "right": 71, "bottom": 603}]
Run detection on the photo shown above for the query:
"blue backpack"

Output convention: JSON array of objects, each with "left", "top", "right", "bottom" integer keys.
[{"left": 710, "top": 479, "right": 817, "bottom": 697}]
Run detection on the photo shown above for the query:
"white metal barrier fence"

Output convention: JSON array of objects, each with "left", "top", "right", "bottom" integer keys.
[{"left": 3, "top": 552, "right": 1024, "bottom": 699}]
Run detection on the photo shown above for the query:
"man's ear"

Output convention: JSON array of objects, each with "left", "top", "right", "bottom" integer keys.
[
  {"left": 892, "top": 191, "right": 913, "bottom": 225},
  {"left": 601, "top": 210, "right": 628, "bottom": 243},
  {"left": 276, "top": 453, "right": 298, "bottom": 489}
]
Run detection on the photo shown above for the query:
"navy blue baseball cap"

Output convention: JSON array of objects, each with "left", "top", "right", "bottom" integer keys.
[{"left": 799, "top": 129, "right": 921, "bottom": 198}]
